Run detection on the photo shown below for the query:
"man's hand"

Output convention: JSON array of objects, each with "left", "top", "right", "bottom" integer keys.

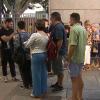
[
  {"left": 66, "top": 57, "right": 71, "bottom": 63},
  {"left": 1, "top": 32, "right": 17, "bottom": 42},
  {"left": 64, "top": 60, "right": 70, "bottom": 68},
  {"left": 67, "top": 45, "right": 76, "bottom": 63}
]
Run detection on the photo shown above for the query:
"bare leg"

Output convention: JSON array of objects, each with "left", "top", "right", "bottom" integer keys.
[
  {"left": 57, "top": 74, "right": 64, "bottom": 86},
  {"left": 77, "top": 74, "right": 84, "bottom": 100},
  {"left": 71, "top": 77, "right": 79, "bottom": 100}
]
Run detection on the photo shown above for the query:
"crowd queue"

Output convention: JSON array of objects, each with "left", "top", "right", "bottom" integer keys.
[{"left": 0, "top": 12, "right": 100, "bottom": 100}]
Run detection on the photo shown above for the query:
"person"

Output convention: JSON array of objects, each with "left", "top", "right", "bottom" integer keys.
[
  {"left": 98, "top": 33, "right": 100, "bottom": 69},
  {"left": 0, "top": 18, "right": 17, "bottom": 82},
  {"left": 64, "top": 25, "right": 70, "bottom": 38},
  {"left": 92, "top": 24, "right": 100, "bottom": 69},
  {"left": 84, "top": 20, "right": 93, "bottom": 70},
  {"left": 43, "top": 19, "right": 49, "bottom": 33},
  {"left": 84, "top": 21, "right": 98, "bottom": 70},
  {"left": 44, "top": 21, "right": 54, "bottom": 75},
  {"left": 98, "top": 24, "right": 100, "bottom": 69},
  {"left": 25, "top": 19, "right": 49, "bottom": 98},
  {"left": 14, "top": 21, "right": 32, "bottom": 89},
  {"left": 50, "top": 12, "right": 67, "bottom": 92},
  {"left": 66, "top": 13, "right": 87, "bottom": 100}
]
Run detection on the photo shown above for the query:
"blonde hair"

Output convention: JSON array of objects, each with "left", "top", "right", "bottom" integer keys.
[{"left": 84, "top": 20, "right": 91, "bottom": 25}]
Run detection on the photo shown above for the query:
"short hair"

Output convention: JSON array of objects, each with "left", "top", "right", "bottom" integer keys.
[
  {"left": 35, "top": 19, "right": 45, "bottom": 31},
  {"left": 70, "top": 13, "right": 80, "bottom": 22},
  {"left": 17, "top": 21, "right": 26, "bottom": 29},
  {"left": 5, "top": 18, "right": 13, "bottom": 23},
  {"left": 51, "top": 12, "right": 61, "bottom": 21}
]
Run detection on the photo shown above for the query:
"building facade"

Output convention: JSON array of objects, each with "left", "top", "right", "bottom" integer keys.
[{"left": 49, "top": 0, "right": 100, "bottom": 24}]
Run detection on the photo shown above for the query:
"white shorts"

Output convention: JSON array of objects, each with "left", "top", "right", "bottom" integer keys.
[{"left": 84, "top": 45, "right": 91, "bottom": 65}]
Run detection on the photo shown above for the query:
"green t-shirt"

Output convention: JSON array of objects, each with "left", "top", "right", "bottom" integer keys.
[{"left": 69, "top": 23, "right": 87, "bottom": 64}]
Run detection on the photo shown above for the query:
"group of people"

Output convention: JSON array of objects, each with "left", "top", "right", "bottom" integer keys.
[
  {"left": 0, "top": 11, "right": 100, "bottom": 100},
  {"left": 84, "top": 20, "right": 100, "bottom": 70}
]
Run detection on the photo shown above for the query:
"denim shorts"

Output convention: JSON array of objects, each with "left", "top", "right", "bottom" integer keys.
[{"left": 68, "top": 62, "right": 83, "bottom": 77}]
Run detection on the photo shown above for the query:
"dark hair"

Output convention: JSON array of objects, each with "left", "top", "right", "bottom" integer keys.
[
  {"left": 79, "top": 21, "right": 83, "bottom": 26},
  {"left": 51, "top": 12, "right": 61, "bottom": 21},
  {"left": 17, "top": 21, "right": 26, "bottom": 29},
  {"left": 70, "top": 13, "right": 80, "bottom": 22},
  {"left": 35, "top": 19, "right": 45, "bottom": 31},
  {"left": 64, "top": 25, "right": 70, "bottom": 31},
  {"left": 64, "top": 25, "right": 70, "bottom": 30},
  {"left": 5, "top": 18, "right": 13, "bottom": 23}
]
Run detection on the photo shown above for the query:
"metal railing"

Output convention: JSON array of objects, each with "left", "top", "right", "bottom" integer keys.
[{"left": 0, "top": 13, "right": 36, "bottom": 34}]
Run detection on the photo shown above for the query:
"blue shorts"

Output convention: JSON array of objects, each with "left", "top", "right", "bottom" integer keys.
[{"left": 68, "top": 62, "right": 83, "bottom": 77}]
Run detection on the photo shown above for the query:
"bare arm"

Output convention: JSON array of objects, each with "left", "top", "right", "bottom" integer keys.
[
  {"left": 56, "top": 39, "right": 63, "bottom": 53},
  {"left": 67, "top": 45, "right": 76, "bottom": 63},
  {"left": 1, "top": 33, "right": 15, "bottom": 42}
]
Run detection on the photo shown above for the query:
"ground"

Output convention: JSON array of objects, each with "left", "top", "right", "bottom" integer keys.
[{"left": 0, "top": 66, "right": 100, "bottom": 100}]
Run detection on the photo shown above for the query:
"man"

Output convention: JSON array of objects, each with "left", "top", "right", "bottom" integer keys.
[
  {"left": 67, "top": 13, "right": 87, "bottom": 100},
  {"left": 50, "top": 12, "right": 67, "bottom": 92},
  {"left": 0, "top": 18, "right": 17, "bottom": 82},
  {"left": 15, "top": 21, "right": 32, "bottom": 88}
]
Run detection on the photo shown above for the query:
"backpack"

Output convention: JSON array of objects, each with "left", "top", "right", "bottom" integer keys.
[
  {"left": 47, "top": 31, "right": 58, "bottom": 60},
  {"left": 13, "top": 33, "right": 26, "bottom": 64},
  {"left": 47, "top": 23, "right": 62, "bottom": 60}
]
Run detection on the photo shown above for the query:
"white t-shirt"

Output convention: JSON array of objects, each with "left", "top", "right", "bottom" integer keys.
[{"left": 25, "top": 32, "right": 49, "bottom": 54}]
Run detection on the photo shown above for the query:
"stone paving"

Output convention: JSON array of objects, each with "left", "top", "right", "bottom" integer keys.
[{"left": 0, "top": 67, "right": 100, "bottom": 100}]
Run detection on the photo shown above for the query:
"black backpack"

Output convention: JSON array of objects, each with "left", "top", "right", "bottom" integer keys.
[{"left": 13, "top": 33, "right": 26, "bottom": 64}]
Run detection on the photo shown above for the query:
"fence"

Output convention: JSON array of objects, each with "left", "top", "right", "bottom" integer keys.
[
  {"left": 0, "top": 13, "right": 36, "bottom": 66},
  {"left": 0, "top": 14, "right": 36, "bottom": 34},
  {"left": 0, "top": 12, "right": 48, "bottom": 34}
]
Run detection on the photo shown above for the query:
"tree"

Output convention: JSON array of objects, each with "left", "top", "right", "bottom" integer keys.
[
  {"left": 4, "top": 0, "right": 32, "bottom": 15},
  {"left": 3, "top": 0, "right": 49, "bottom": 15},
  {"left": 31, "top": 0, "right": 49, "bottom": 13}
]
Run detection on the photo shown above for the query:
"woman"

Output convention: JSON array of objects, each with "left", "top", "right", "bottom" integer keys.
[
  {"left": 25, "top": 19, "right": 49, "bottom": 98},
  {"left": 84, "top": 20, "right": 97, "bottom": 70}
]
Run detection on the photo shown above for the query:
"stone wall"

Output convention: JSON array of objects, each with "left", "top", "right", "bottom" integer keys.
[{"left": 49, "top": 0, "right": 100, "bottom": 24}]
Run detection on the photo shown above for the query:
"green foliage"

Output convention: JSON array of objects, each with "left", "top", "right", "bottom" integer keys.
[
  {"left": 3, "top": 0, "right": 49, "bottom": 13},
  {"left": 31, "top": 0, "right": 48, "bottom": 13}
]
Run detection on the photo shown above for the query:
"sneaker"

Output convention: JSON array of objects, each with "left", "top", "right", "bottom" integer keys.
[
  {"left": 12, "top": 77, "right": 19, "bottom": 82},
  {"left": 24, "top": 85, "right": 30, "bottom": 89},
  {"left": 30, "top": 93, "right": 41, "bottom": 98},
  {"left": 30, "top": 93, "right": 34, "bottom": 97},
  {"left": 4, "top": 76, "right": 8, "bottom": 83},
  {"left": 50, "top": 82, "right": 58, "bottom": 88},
  {"left": 20, "top": 85, "right": 24, "bottom": 88},
  {"left": 52, "top": 85, "right": 64, "bottom": 92},
  {"left": 20, "top": 85, "right": 30, "bottom": 89}
]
